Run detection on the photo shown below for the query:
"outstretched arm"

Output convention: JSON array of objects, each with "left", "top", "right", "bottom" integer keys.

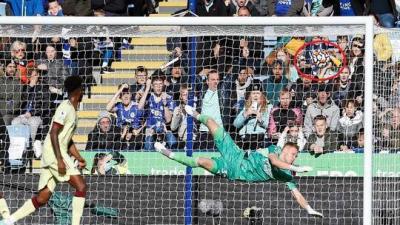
[
  {"left": 291, "top": 188, "right": 323, "bottom": 217},
  {"left": 268, "top": 154, "right": 313, "bottom": 173}
]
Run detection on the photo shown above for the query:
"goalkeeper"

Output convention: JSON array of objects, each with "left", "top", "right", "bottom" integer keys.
[
  {"left": 1, "top": 76, "right": 87, "bottom": 225},
  {"left": 155, "top": 105, "right": 323, "bottom": 218}
]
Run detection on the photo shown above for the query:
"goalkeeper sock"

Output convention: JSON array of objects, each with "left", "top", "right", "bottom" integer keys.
[
  {"left": 0, "top": 198, "right": 10, "bottom": 219},
  {"left": 11, "top": 198, "right": 37, "bottom": 222},
  {"left": 169, "top": 154, "right": 199, "bottom": 168},
  {"left": 72, "top": 192, "right": 86, "bottom": 225},
  {"left": 197, "top": 114, "right": 211, "bottom": 125}
]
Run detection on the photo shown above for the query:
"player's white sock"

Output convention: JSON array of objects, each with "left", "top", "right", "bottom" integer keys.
[
  {"left": 11, "top": 199, "right": 36, "bottom": 222},
  {"left": 71, "top": 196, "right": 85, "bottom": 225},
  {"left": 154, "top": 142, "right": 172, "bottom": 158}
]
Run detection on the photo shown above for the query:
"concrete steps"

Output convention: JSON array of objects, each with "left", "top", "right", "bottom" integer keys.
[
  {"left": 111, "top": 61, "right": 165, "bottom": 70},
  {"left": 101, "top": 73, "right": 136, "bottom": 85},
  {"left": 121, "top": 49, "right": 170, "bottom": 61},
  {"left": 158, "top": 1, "right": 187, "bottom": 14}
]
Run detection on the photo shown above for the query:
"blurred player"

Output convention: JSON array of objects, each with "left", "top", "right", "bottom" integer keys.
[
  {"left": 155, "top": 105, "right": 323, "bottom": 218},
  {"left": 1, "top": 76, "right": 87, "bottom": 225}
]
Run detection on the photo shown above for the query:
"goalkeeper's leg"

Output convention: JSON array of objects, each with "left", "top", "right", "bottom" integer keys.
[
  {"left": 184, "top": 105, "right": 221, "bottom": 136},
  {"left": 68, "top": 175, "right": 87, "bottom": 225},
  {"left": 154, "top": 142, "right": 218, "bottom": 173}
]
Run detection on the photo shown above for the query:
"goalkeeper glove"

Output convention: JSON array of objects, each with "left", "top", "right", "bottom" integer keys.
[
  {"left": 289, "top": 165, "right": 313, "bottom": 173},
  {"left": 306, "top": 205, "right": 323, "bottom": 218}
]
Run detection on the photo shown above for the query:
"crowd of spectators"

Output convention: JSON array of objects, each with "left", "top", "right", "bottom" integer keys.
[
  {"left": 2, "top": 32, "right": 400, "bottom": 161},
  {"left": 0, "top": 0, "right": 399, "bottom": 173}
]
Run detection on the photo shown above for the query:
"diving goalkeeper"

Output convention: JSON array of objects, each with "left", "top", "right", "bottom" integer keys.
[{"left": 155, "top": 105, "right": 323, "bottom": 218}]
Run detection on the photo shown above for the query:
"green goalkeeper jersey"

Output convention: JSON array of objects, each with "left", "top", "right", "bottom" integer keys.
[
  {"left": 212, "top": 145, "right": 297, "bottom": 190},
  {"left": 211, "top": 127, "right": 297, "bottom": 190}
]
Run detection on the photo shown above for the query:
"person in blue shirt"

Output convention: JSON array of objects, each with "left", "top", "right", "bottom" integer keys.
[
  {"left": 46, "top": 0, "right": 63, "bottom": 16},
  {"left": 142, "top": 75, "right": 177, "bottom": 151},
  {"left": 5, "top": 0, "right": 44, "bottom": 16},
  {"left": 106, "top": 82, "right": 149, "bottom": 150}
]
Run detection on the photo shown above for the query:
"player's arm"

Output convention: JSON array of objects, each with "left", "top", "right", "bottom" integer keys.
[
  {"left": 50, "top": 122, "right": 66, "bottom": 175},
  {"left": 68, "top": 140, "right": 86, "bottom": 169},
  {"left": 268, "top": 153, "right": 312, "bottom": 173},
  {"left": 291, "top": 188, "right": 323, "bottom": 217}
]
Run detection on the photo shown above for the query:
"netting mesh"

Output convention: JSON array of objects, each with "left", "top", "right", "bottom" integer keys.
[{"left": 0, "top": 21, "right": 394, "bottom": 225}]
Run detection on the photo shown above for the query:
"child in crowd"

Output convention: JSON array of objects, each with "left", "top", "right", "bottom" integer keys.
[{"left": 277, "top": 121, "right": 307, "bottom": 152}]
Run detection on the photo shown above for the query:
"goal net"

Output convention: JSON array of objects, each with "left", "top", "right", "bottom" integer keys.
[{"left": 0, "top": 17, "right": 382, "bottom": 225}]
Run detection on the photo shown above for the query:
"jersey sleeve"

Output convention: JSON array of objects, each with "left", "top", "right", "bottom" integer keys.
[{"left": 53, "top": 104, "right": 70, "bottom": 125}]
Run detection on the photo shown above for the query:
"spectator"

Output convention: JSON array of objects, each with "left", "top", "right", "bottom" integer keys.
[
  {"left": 337, "top": 0, "right": 365, "bottom": 16},
  {"left": 234, "top": 67, "right": 253, "bottom": 113},
  {"left": 62, "top": 0, "right": 92, "bottom": 16},
  {"left": 130, "top": 66, "right": 148, "bottom": 102},
  {"left": 378, "top": 108, "right": 400, "bottom": 152},
  {"left": 106, "top": 83, "right": 147, "bottom": 150},
  {"left": 227, "top": 0, "right": 260, "bottom": 16},
  {"left": 196, "top": 69, "right": 236, "bottom": 149},
  {"left": 47, "top": 0, "right": 63, "bottom": 16},
  {"left": 196, "top": 0, "right": 228, "bottom": 16},
  {"left": 268, "top": 88, "right": 303, "bottom": 142},
  {"left": 144, "top": 75, "right": 177, "bottom": 150},
  {"left": 366, "top": 0, "right": 399, "bottom": 28},
  {"left": 267, "top": 0, "right": 304, "bottom": 16},
  {"left": 171, "top": 85, "right": 198, "bottom": 149},
  {"left": 290, "top": 75, "right": 318, "bottom": 114},
  {"left": 5, "top": 0, "right": 44, "bottom": 16},
  {"left": 352, "top": 128, "right": 364, "bottom": 153},
  {"left": 85, "top": 111, "right": 125, "bottom": 151},
  {"left": 277, "top": 122, "right": 307, "bottom": 152},
  {"left": 337, "top": 100, "right": 363, "bottom": 149},
  {"left": 304, "top": 115, "right": 345, "bottom": 156},
  {"left": 91, "top": 152, "right": 130, "bottom": 175},
  {"left": 62, "top": 37, "right": 95, "bottom": 97},
  {"left": 91, "top": 0, "right": 128, "bottom": 16},
  {"left": 262, "top": 60, "right": 290, "bottom": 106},
  {"left": 302, "top": 0, "right": 322, "bottom": 16},
  {"left": 37, "top": 45, "right": 69, "bottom": 102},
  {"left": 0, "top": 60, "right": 24, "bottom": 125},
  {"left": 232, "top": 36, "right": 264, "bottom": 72},
  {"left": 276, "top": 47, "right": 299, "bottom": 82},
  {"left": 349, "top": 36, "right": 365, "bottom": 103},
  {"left": 336, "top": 35, "right": 350, "bottom": 62},
  {"left": 233, "top": 82, "right": 272, "bottom": 150},
  {"left": 93, "top": 37, "right": 115, "bottom": 74},
  {"left": 10, "top": 40, "right": 34, "bottom": 84},
  {"left": 249, "top": 0, "right": 267, "bottom": 15},
  {"left": 165, "top": 62, "right": 188, "bottom": 101},
  {"left": 331, "top": 66, "right": 360, "bottom": 109},
  {"left": 304, "top": 84, "right": 340, "bottom": 137},
  {"left": 127, "top": 0, "right": 156, "bottom": 16},
  {"left": 237, "top": 5, "right": 252, "bottom": 16},
  {"left": 12, "top": 68, "right": 49, "bottom": 141}
]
